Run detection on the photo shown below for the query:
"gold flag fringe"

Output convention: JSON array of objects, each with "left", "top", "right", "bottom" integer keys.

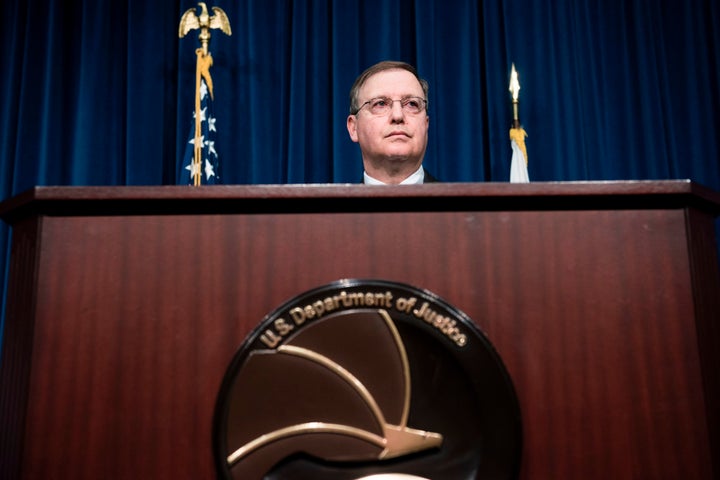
[{"left": 509, "top": 127, "right": 528, "bottom": 165}]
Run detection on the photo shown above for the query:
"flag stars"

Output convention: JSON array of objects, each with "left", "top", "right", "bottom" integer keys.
[
  {"left": 181, "top": 78, "right": 220, "bottom": 185},
  {"left": 204, "top": 158, "right": 216, "bottom": 180},
  {"left": 185, "top": 160, "right": 202, "bottom": 179},
  {"left": 199, "top": 80, "right": 208, "bottom": 100},
  {"left": 205, "top": 139, "right": 217, "bottom": 157},
  {"left": 189, "top": 134, "right": 204, "bottom": 146},
  {"left": 193, "top": 107, "right": 207, "bottom": 123}
]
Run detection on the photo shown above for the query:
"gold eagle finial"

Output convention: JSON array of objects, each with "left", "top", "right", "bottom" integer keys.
[{"left": 179, "top": 2, "right": 232, "bottom": 55}]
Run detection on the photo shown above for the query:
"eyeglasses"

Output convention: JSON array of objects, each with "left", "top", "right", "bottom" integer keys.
[{"left": 355, "top": 96, "right": 427, "bottom": 116}]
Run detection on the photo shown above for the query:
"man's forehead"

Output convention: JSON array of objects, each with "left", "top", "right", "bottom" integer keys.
[{"left": 360, "top": 69, "right": 424, "bottom": 97}]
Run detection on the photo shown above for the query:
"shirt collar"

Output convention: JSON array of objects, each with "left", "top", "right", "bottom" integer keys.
[{"left": 364, "top": 165, "right": 425, "bottom": 185}]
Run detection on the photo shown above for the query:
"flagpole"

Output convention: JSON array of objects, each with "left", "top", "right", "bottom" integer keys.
[
  {"left": 508, "top": 64, "right": 529, "bottom": 183},
  {"left": 193, "top": 51, "right": 204, "bottom": 186},
  {"left": 179, "top": 2, "right": 232, "bottom": 186}
]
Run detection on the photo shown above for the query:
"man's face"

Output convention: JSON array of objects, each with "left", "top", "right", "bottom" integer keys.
[{"left": 347, "top": 69, "right": 429, "bottom": 170}]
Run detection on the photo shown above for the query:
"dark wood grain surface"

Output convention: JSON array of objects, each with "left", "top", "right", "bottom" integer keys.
[{"left": 1, "top": 182, "right": 718, "bottom": 478}]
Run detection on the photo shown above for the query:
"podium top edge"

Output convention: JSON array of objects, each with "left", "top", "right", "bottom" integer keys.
[{"left": 2, "top": 180, "right": 719, "bottom": 224}]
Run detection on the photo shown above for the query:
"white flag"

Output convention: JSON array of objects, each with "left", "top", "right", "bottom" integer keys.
[{"left": 509, "top": 128, "right": 529, "bottom": 183}]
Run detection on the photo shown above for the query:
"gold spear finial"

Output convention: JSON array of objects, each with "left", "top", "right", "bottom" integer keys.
[
  {"left": 179, "top": 2, "right": 232, "bottom": 56},
  {"left": 509, "top": 63, "right": 521, "bottom": 128},
  {"left": 509, "top": 63, "right": 520, "bottom": 101}
]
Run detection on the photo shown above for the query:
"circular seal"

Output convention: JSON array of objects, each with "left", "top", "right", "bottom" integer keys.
[{"left": 213, "top": 279, "right": 522, "bottom": 479}]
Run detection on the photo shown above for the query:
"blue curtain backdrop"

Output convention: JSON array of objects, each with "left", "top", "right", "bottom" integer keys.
[{"left": 1, "top": 0, "right": 719, "bottom": 347}]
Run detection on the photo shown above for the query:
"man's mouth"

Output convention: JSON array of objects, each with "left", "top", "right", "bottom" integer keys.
[{"left": 387, "top": 131, "right": 409, "bottom": 138}]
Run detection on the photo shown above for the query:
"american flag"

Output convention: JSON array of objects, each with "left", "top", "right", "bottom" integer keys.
[{"left": 179, "top": 78, "right": 221, "bottom": 185}]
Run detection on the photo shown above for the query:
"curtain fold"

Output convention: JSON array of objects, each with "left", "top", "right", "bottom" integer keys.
[{"left": 1, "top": 0, "right": 719, "bottom": 346}]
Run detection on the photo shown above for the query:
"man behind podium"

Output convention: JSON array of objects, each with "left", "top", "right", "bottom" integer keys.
[{"left": 347, "top": 61, "right": 437, "bottom": 184}]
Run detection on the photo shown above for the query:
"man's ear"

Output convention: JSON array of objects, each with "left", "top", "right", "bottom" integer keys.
[{"left": 346, "top": 115, "right": 359, "bottom": 143}]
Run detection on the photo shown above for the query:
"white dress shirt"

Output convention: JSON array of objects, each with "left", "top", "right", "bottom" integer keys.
[{"left": 363, "top": 165, "right": 426, "bottom": 185}]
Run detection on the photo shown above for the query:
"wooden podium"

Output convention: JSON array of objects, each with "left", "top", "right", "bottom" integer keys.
[{"left": 1, "top": 181, "right": 719, "bottom": 479}]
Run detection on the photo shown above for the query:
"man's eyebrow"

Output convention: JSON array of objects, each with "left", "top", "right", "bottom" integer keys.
[{"left": 369, "top": 94, "right": 423, "bottom": 99}]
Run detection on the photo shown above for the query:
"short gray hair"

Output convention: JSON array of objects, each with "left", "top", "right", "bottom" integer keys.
[{"left": 348, "top": 61, "right": 429, "bottom": 114}]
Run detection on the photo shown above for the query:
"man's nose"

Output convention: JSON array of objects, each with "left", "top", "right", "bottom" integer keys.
[{"left": 390, "top": 101, "right": 405, "bottom": 121}]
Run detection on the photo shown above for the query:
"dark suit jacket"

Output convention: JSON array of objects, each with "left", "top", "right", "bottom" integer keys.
[{"left": 423, "top": 171, "right": 438, "bottom": 183}]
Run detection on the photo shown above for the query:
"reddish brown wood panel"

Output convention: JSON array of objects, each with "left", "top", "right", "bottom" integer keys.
[
  {"left": 0, "top": 217, "right": 42, "bottom": 479},
  {"left": 10, "top": 206, "right": 712, "bottom": 478}
]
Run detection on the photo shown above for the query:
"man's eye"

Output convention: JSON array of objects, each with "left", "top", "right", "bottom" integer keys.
[
  {"left": 405, "top": 99, "right": 421, "bottom": 109},
  {"left": 372, "top": 98, "right": 390, "bottom": 107}
]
